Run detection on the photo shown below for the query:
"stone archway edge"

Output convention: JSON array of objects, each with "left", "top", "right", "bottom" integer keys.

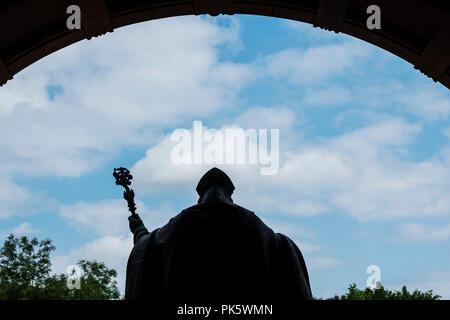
[{"left": 0, "top": 0, "right": 449, "bottom": 89}]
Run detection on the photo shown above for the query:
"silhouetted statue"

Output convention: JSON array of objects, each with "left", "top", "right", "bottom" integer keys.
[{"left": 124, "top": 167, "right": 312, "bottom": 313}]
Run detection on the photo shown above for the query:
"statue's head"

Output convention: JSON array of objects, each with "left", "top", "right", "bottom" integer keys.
[{"left": 196, "top": 167, "right": 235, "bottom": 203}]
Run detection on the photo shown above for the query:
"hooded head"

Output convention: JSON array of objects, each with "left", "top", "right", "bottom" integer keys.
[{"left": 196, "top": 167, "right": 235, "bottom": 204}]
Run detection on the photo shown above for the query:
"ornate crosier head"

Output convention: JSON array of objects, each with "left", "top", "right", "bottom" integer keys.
[
  {"left": 113, "top": 167, "right": 137, "bottom": 216},
  {"left": 113, "top": 167, "right": 133, "bottom": 189}
]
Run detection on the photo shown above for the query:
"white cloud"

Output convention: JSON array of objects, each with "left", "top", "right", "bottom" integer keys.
[
  {"left": 0, "top": 175, "right": 54, "bottom": 220},
  {"left": 0, "top": 178, "right": 33, "bottom": 219},
  {"left": 59, "top": 199, "right": 175, "bottom": 237},
  {"left": 235, "top": 106, "right": 297, "bottom": 130},
  {"left": 307, "top": 255, "right": 343, "bottom": 271},
  {"left": 11, "top": 222, "right": 40, "bottom": 235},
  {"left": 0, "top": 222, "right": 40, "bottom": 239},
  {"left": 130, "top": 117, "right": 450, "bottom": 221},
  {"left": 59, "top": 199, "right": 132, "bottom": 237},
  {"left": 0, "top": 16, "right": 254, "bottom": 179},
  {"left": 261, "top": 41, "right": 370, "bottom": 84},
  {"left": 394, "top": 84, "right": 450, "bottom": 120},
  {"left": 132, "top": 134, "right": 208, "bottom": 194},
  {"left": 333, "top": 81, "right": 450, "bottom": 121},
  {"left": 0, "top": 16, "right": 257, "bottom": 219},
  {"left": 131, "top": 122, "right": 282, "bottom": 195},
  {"left": 397, "top": 223, "right": 450, "bottom": 242},
  {"left": 295, "top": 241, "right": 323, "bottom": 254},
  {"left": 5, "top": 16, "right": 444, "bottom": 224},
  {"left": 1, "top": 15, "right": 448, "bottom": 224}
]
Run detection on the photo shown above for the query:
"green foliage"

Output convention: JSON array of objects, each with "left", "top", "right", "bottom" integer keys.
[
  {"left": 67, "top": 260, "right": 120, "bottom": 300},
  {"left": 327, "top": 283, "right": 441, "bottom": 300},
  {"left": 0, "top": 234, "right": 54, "bottom": 299},
  {"left": 0, "top": 234, "right": 120, "bottom": 300}
]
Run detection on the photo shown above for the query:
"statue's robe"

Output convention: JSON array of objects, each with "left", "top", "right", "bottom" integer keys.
[{"left": 125, "top": 193, "right": 312, "bottom": 311}]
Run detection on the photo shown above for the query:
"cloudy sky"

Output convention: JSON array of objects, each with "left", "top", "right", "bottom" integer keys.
[{"left": 1, "top": 14, "right": 450, "bottom": 299}]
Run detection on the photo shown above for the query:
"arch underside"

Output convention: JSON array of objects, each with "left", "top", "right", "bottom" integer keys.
[{"left": 0, "top": 0, "right": 449, "bottom": 89}]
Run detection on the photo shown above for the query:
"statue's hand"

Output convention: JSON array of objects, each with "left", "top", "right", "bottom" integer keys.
[{"left": 123, "top": 189, "right": 134, "bottom": 202}]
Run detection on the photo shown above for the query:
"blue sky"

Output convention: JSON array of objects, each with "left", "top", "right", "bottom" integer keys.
[{"left": 1, "top": 14, "right": 450, "bottom": 298}]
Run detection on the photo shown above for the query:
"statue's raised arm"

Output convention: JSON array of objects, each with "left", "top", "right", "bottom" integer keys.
[
  {"left": 113, "top": 167, "right": 137, "bottom": 216},
  {"left": 113, "top": 167, "right": 149, "bottom": 243}
]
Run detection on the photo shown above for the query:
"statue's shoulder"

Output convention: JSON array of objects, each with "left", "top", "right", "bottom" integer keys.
[
  {"left": 151, "top": 208, "right": 195, "bottom": 242},
  {"left": 166, "top": 206, "right": 200, "bottom": 224},
  {"left": 155, "top": 202, "right": 276, "bottom": 239},
  {"left": 232, "top": 203, "right": 255, "bottom": 215},
  {"left": 240, "top": 209, "right": 275, "bottom": 231},
  {"left": 273, "top": 232, "right": 298, "bottom": 250}
]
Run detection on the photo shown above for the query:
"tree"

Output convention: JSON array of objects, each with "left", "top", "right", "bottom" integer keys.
[
  {"left": 0, "top": 234, "right": 120, "bottom": 300},
  {"left": 0, "top": 234, "right": 54, "bottom": 299},
  {"left": 327, "top": 283, "right": 440, "bottom": 300},
  {"left": 65, "top": 260, "right": 120, "bottom": 300}
]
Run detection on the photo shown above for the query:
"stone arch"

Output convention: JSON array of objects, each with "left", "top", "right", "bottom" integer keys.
[{"left": 0, "top": 0, "right": 449, "bottom": 88}]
